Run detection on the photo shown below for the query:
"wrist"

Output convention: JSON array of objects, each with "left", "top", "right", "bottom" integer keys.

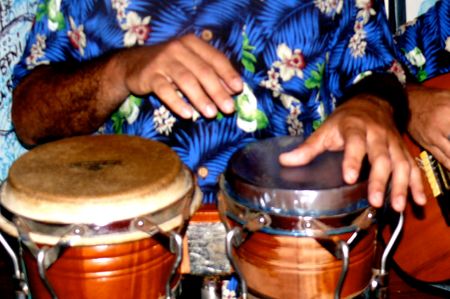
[
  {"left": 100, "top": 50, "right": 130, "bottom": 107},
  {"left": 341, "top": 73, "right": 409, "bottom": 132}
]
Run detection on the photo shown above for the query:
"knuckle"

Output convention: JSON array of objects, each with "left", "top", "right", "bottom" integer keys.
[{"left": 373, "top": 154, "right": 391, "bottom": 170}]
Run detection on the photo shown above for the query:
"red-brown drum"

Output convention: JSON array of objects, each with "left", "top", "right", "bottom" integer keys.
[
  {"left": 219, "top": 137, "right": 378, "bottom": 299},
  {"left": 0, "top": 135, "right": 201, "bottom": 299}
]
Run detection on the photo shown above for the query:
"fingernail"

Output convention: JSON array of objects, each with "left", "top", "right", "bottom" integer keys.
[
  {"left": 230, "top": 78, "right": 243, "bottom": 92},
  {"left": 416, "top": 193, "right": 427, "bottom": 205},
  {"left": 182, "top": 107, "right": 193, "bottom": 119},
  {"left": 370, "top": 192, "right": 383, "bottom": 207},
  {"left": 205, "top": 104, "right": 217, "bottom": 117},
  {"left": 345, "top": 169, "right": 358, "bottom": 183},
  {"left": 223, "top": 99, "right": 235, "bottom": 113},
  {"left": 394, "top": 195, "right": 406, "bottom": 211}
]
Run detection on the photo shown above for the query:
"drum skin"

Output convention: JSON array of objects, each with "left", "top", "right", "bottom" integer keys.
[
  {"left": 230, "top": 221, "right": 376, "bottom": 299},
  {"left": 23, "top": 236, "right": 177, "bottom": 299}
]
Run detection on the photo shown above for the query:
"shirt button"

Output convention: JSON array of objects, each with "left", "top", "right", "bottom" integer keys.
[
  {"left": 201, "top": 29, "right": 213, "bottom": 42},
  {"left": 197, "top": 166, "right": 209, "bottom": 179}
]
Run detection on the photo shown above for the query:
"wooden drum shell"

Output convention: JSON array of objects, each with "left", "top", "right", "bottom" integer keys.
[
  {"left": 229, "top": 221, "right": 376, "bottom": 299},
  {"left": 23, "top": 236, "right": 177, "bottom": 299}
]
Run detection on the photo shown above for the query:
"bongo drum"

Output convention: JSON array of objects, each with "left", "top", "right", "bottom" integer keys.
[
  {"left": 0, "top": 135, "right": 201, "bottom": 299},
  {"left": 218, "top": 137, "right": 379, "bottom": 299}
]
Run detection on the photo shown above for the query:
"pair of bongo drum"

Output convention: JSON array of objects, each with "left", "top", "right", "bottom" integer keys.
[{"left": 0, "top": 135, "right": 399, "bottom": 299}]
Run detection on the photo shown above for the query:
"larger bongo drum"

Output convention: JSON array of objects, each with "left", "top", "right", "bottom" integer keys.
[
  {"left": 219, "top": 137, "right": 378, "bottom": 299},
  {"left": 0, "top": 135, "right": 201, "bottom": 299}
]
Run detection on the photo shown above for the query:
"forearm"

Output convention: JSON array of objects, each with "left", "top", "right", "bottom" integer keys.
[{"left": 12, "top": 52, "right": 128, "bottom": 146}]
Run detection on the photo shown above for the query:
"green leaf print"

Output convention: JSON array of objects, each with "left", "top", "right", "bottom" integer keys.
[
  {"left": 312, "top": 119, "right": 323, "bottom": 130},
  {"left": 241, "top": 32, "right": 257, "bottom": 73},
  {"left": 305, "top": 63, "right": 324, "bottom": 90}
]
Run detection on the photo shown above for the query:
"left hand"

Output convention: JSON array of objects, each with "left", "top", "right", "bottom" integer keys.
[
  {"left": 279, "top": 95, "right": 426, "bottom": 212},
  {"left": 407, "top": 84, "right": 450, "bottom": 170}
]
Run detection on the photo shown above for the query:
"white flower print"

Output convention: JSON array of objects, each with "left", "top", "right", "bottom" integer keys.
[
  {"left": 279, "top": 93, "right": 301, "bottom": 109},
  {"left": 349, "top": 32, "right": 367, "bottom": 57},
  {"left": 26, "top": 34, "right": 49, "bottom": 68},
  {"left": 47, "top": 0, "right": 62, "bottom": 31},
  {"left": 356, "top": 0, "right": 376, "bottom": 24},
  {"left": 121, "top": 12, "right": 151, "bottom": 47},
  {"left": 236, "top": 84, "right": 259, "bottom": 132},
  {"left": 388, "top": 61, "right": 406, "bottom": 85},
  {"left": 273, "top": 43, "right": 306, "bottom": 81},
  {"left": 445, "top": 36, "right": 450, "bottom": 53},
  {"left": 314, "top": 0, "right": 343, "bottom": 15},
  {"left": 395, "top": 19, "right": 417, "bottom": 36},
  {"left": 405, "top": 47, "right": 426, "bottom": 67},
  {"left": 68, "top": 17, "right": 86, "bottom": 56},
  {"left": 286, "top": 106, "right": 303, "bottom": 137},
  {"left": 112, "top": 0, "right": 129, "bottom": 21},
  {"left": 260, "top": 68, "right": 282, "bottom": 97},
  {"left": 352, "top": 70, "right": 372, "bottom": 84},
  {"left": 153, "top": 106, "right": 176, "bottom": 136},
  {"left": 118, "top": 95, "right": 140, "bottom": 124}
]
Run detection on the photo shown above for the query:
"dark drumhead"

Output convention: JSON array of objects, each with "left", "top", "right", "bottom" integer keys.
[{"left": 225, "top": 136, "right": 369, "bottom": 190}]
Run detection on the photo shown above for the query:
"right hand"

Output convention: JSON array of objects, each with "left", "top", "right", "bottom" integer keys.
[
  {"left": 115, "top": 34, "right": 243, "bottom": 119},
  {"left": 407, "top": 84, "right": 450, "bottom": 170}
]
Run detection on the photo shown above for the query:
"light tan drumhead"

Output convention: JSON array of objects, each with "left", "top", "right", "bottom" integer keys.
[{"left": 1, "top": 135, "right": 194, "bottom": 225}]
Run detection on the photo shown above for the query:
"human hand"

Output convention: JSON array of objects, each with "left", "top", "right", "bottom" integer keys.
[
  {"left": 407, "top": 84, "right": 450, "bottom": 170},
  {"left": 114, "top": 34, "right": 243, "bottom": 119},
  {"left": 279, "top": 95, "right": 426, "bottom": 212}
]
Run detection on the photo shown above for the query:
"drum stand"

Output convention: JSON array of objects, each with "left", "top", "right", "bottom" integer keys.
[
  {"left": 221, "top": 196, "right": 405, "bottom": 299},
  {"left": 0, "top": 232, "right": 29, "bottom": 299}
]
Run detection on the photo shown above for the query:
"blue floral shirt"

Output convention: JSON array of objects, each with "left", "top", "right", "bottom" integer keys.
[
  {"left": 13, "top": 0, "right": 406, "bottom": 203},
  {"left": 394, "top": 0, "right": 450, "bottom": 82}
]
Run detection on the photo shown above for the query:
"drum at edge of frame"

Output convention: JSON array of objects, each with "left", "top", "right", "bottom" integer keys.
[
  {"left": 219, "top": 136, "right": 377, "bottom": 299},
  {"left": 0, "top": 134, "right": 202, "bottom": 299}
]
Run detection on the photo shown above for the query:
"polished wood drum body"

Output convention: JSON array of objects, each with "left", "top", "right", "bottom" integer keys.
[
  {"left": 23, "top": 237, "right": 175, "bottom": 299},
  {"left": 0, "top": 135, "right": 201, "bottom": 299},
  {"left": 230, "top": 223, "right": 375, "bottom": 298},
  {"left": 219, "top": 137, "right": 376, "bottom": 299}
]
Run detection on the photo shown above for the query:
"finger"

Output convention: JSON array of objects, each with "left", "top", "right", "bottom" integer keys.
[
  {"left": 181, "top": 34, "right": 243, "bottom": 93},
  {"left": 366, "top": 137, "right": 391, "bottom": 208},
  {"left": 342, "top": 126, "right": 367, "bottom": 184},
  {"left": 151, "top": 74, "right": 193, "bottom": 119},
  {"left": 279, "top": 128, "right": 328, "bottom": 166},
  {"left": 409, "top": 161, "right": 427, "bottom": 206},
  {"left": 168, "top": 62, "right": 219, "bottom": 118},
  {"left": 388, "top": 143, "right": 412, "bottom": 212},
  {"left": 179, "top": 55, "right": 235, "bottom": 114}
]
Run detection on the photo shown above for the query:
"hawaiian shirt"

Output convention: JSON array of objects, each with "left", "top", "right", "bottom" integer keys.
[
  {"left": 394, "top": 0, "right": 450, "bottom": 82},
  {"left": 0, "top": 0, "right": 38, "bottom": 181},
  {"left": 13, "top": 0, "right": 404, "bottom": 204}
]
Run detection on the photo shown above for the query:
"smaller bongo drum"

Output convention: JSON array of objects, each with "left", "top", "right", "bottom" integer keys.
[
  {"left": 0, "top": 135, "right": 201, "bottom": 299},
  {"left": 219, "top": 137, "right": 381, "bottom": 299}
]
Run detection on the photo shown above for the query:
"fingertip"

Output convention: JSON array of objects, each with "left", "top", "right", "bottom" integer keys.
[
  {"left": 414, "top": 192, "right": 427, "bottom": 206},
  {"left": 204, "top": 104, "right": 218, "bottom": 118},
  {"left": 222, "top": 99, "right": 235, "bottom": 114},
  {"left": 344, "top": 168, "right": 358, "bottom": 184},
  {"left": 279, "top": 150, "right": 306, "bottom": 166},
  {"left": 392, "top": 195, "right": 406, "bottom": 212},
  {"left": 369, "top": 191, "right": 383, "bottom": 208},
  {"left": 181, "top": 107, "right": 193, "bottom": 119},
  {"left": 230, "top": 77, "right": 243, "bottom": 92}
]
